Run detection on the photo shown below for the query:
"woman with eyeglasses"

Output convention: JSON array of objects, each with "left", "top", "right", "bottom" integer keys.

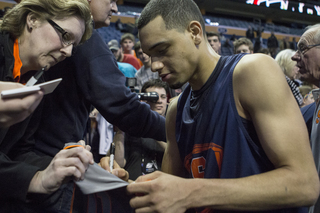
[
  {"left": 0, "top": 0, "right": 94, "bottom": 212},
  {"left": 0, "top": 0, "right": 92, "bottom": 127}
]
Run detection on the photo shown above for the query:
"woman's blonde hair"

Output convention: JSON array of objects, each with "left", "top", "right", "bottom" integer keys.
[
  {"left": 275, "top": 49, "right": 296, "bottom": 78},
  {"left": 1, "top": 0, "right": 92, "bottom": 43}
]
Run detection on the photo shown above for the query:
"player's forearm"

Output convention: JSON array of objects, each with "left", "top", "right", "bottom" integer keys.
[
  {"left": 183, "top": 167, "right": 319, "bottom": 211},
  {"left": 156, "top": 141, "right": 167, "bottom": 151}
]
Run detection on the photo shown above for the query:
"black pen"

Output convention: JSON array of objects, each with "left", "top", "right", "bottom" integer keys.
[
  {"left": 109, "top": 143, "right": 115, "bottom": 172},
  {"left": 26, "top": 66, "right": 47, "bottom": 86}
]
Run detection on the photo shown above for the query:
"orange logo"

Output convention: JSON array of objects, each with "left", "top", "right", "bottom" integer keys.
[
  {"left": 184, "top": 143, "right": 223, "bottom": 178},
  {"left": 316, "top": 110, "right": 320, "bottom": 124}
]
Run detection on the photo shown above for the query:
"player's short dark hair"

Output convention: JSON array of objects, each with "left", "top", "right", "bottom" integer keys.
[{"left": 137, "top": 0, "right": 206, "bottom": 36}]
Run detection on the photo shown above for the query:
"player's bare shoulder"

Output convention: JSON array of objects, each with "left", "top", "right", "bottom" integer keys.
[
  {"left": 232, "top": 53, "right": 285, "bottom": 119},
  {"left": 233, "top": 53, "right": 277, "bottom": 80}
]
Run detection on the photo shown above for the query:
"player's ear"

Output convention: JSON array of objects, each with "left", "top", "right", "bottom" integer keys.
[{"left": 188, "top": 21, "right": 202, "bottom": 46}]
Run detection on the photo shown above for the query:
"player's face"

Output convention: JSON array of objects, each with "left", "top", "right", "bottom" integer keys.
[
  {"left": 291, "top": 29, "right": 320, "bottom": 85},
  {"left": 139, "top": 16, "right": 199, "bottom": 89},
  {"left": 207, "top": 36, "right": 221, "bottom": 54}
]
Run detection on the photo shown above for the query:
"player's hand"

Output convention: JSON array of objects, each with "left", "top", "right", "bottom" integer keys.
[
  {"left": 28, "top": 147, "right": 94, "bottom": 194},
  {"left": 0, "top": 82, "right": 43, "bottom": 128},
  {"left": 99, "top": 156, "right": 129, "bottom": 182},
  {"left": 127, "top": 171, "right": 191, "bottom": 213}
]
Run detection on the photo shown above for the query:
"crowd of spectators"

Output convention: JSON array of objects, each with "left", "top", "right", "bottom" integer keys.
[{"left": 1, "top": 0, "right": 320, "bottom": 212}]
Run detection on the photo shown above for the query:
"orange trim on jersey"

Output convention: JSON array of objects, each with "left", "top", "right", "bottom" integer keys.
[
  {"left": 13, "top": 39, "right": 22, "bottom": 82},
  {"left": 184, "top": 143, "right": 223, "bottom": 176}
]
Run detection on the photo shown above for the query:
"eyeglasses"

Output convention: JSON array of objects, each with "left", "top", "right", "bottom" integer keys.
[
  {"left": 297, "top": 43, "right": 320, "bottom": 56},
  {"left": 47, "top": 19, "right": 74, "bottom": 46}
]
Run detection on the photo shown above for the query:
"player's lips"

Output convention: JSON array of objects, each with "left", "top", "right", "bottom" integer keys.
[{"left": 160, "top": 73, "right": 170, "bottom": 82}]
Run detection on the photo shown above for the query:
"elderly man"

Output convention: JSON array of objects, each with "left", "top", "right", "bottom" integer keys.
[{"left": 292, "top": 24, "right": 320, "bottom": 213}]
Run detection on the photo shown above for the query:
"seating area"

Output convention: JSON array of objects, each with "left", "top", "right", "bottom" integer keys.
[
  {"left": 97, "top": 22, "right": 124, "bottom": 44},
  {"left": 95, "top": 3, "right": 305, "bottom": 54},
  {"left": 117, "top": 4, "right": 305, "bottom": 36}
]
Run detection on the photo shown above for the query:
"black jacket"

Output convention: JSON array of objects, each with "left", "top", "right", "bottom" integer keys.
[
  {"left": 33, "top": 30, "right": 166, "bottom": 157},
  {"left": 0, "top": 31, "right": 52, "bottom": 207}
]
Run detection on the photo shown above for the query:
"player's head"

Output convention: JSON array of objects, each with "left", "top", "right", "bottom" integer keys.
[{"left": 137, "top": 0, "right": 207, "bottom": 89}]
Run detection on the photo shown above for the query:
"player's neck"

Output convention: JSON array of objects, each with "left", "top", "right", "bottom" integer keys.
[{"left": 189, "top": 47, "right": 220, "bottom": 91}]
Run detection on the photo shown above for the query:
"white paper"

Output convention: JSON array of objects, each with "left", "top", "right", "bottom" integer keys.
[{"left": 1, "top": 78, "right": 62, "bottom": 99}]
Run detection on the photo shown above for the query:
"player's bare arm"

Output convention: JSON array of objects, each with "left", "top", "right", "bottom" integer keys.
[{"left": 161, "top": 97, "right": 184, "bottom": 176}]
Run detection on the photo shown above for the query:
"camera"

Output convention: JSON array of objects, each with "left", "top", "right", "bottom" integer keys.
[
  {"left": 126, "top": 77, "right": 159, "bottom": 103},
  {"left": 137, "top": 92, "right": 159, "bottom": 102}
]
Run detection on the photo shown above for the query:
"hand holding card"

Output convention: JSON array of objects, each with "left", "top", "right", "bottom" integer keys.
[{"left": 1, "top": 78, "right": 62, "bottom": 99}]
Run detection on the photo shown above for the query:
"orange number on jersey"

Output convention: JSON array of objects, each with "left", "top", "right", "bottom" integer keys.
[{"left": 191, "top": 156, "right": 206, "bottom": 178}]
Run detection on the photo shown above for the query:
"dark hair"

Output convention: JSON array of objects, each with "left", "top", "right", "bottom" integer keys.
[
  {"left": 141, "top": 79, "right": 169, "bottom": 94},
  {"left": 134, "top": 41, "right": 141, "bottom": 55},
  {"left": 206, "top": 31, "right": 220, "bottom": 42},
  {"left": 137, "top": 0, "right": 206, "bottom": 36},
  {"left": 257, "top": 48, "right": 270, "bottom": 55}
]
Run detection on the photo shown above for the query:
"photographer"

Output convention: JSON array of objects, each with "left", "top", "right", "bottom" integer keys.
[{"left": 108, "top": 79, "right": 168, "bottom": 180}]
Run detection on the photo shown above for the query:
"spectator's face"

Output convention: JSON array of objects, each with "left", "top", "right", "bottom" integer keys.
[
  {"left": 145, "top": 87, "right": 167, "bottom": 116},
  {"left": 303, "top": 92, "right": 314, "bottom": 106},
  {"left": 207, "top": 36, "right": 221, "bottom": 53},
  {"left": 291, "top": 29, "right": 320, "bottom": 85},
  {"left": 235, "top": 44, "right": 252, "bottom": 54},
  {"left": 27, "top": 16, "right": 85, "bottom": 71},
  {"left": 121, "top": 38, "right": 134, "bottom": 53},
  {"left": 139, "top": 16, "right": 199, "bottom": 89},
  {"left": 89, "top": 0, "right": 118, "bottom": 29},
  {"left": 111, "top": 48, "right": 121, "bottom": 61},
  {"left": 137, "top": 48, "right": 150, "bottom": 65}
]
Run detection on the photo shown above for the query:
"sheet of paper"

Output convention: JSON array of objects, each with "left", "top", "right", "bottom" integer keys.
[
  {"left": 1, "top": 78, "right": 62, "bottom": 99},
  {"left": 75, "top": 163, "right": 129, "bottom": 195}
]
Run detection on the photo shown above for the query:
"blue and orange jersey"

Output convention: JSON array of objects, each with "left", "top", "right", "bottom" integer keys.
[{"left": 176, "top": 54, "right": 307, "bottom": 213}]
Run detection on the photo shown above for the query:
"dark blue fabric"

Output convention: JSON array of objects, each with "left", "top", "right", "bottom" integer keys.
[
  {"left": 176, "top": 54, "right": 307, "bottom": 213},
  {"left": 301, "top": 102, "right": 316, "bottom": 138},
  {"left": 33, "top": 30, "right": 165, "bottom": 157}
]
